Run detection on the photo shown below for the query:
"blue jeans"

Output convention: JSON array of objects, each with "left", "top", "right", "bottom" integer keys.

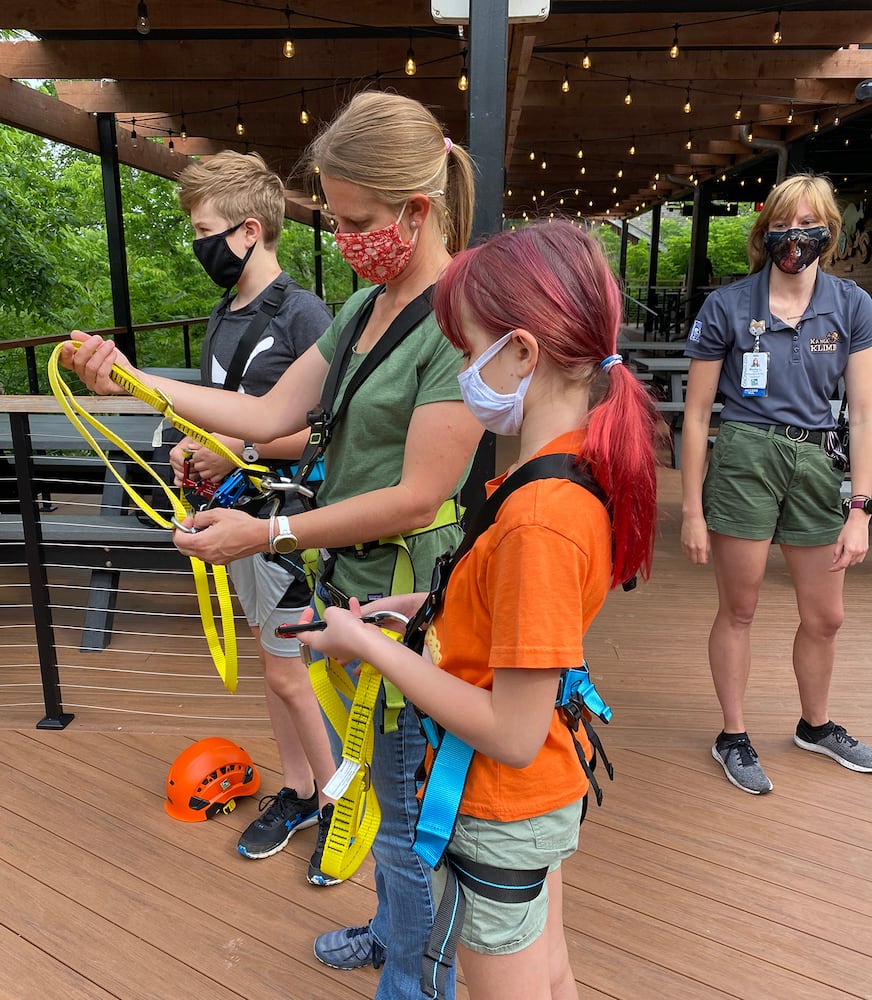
[{"left": 315, "top": 588, "right": 455, "bottom": 1000}]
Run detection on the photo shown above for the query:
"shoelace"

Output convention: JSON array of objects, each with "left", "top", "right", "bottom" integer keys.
[
  {"left": 256, "top": 789, "right": 305, "bottom": 827},
  {"left": 728, "top": 739, "right": 759, "bottom": 767},
  {"left": 829, "top": 724, "right": 857, "bottom": 747},
  {"left": 344, "top": 925, "right": 385, "bottom": 969}
]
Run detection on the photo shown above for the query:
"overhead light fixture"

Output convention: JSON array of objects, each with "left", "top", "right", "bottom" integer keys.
[
  {"left": 669, "top": 24, "right": 680, "bottom": 59},
  {"left": 299, "top": 89, "right": 310, "bottom": 125},
  {"left": 581, "top": 36, "right": 591, "bottom": 70},
  {"left": 405, "top": 35, "right": 416, "bottom": 76},
  {"left": 734, "top": 96, "right": 743, "bottom": 121},
  {"left": 576, "top": 140, "right": 584, "bottom": 159},
  {"left": 167, "top": 130, "right": 175, "bottom": 152},
  {"left": 235, "top": 103, "right": 245, "bottom": 137},
  {"left": 136, "top": 1, "right": 150, "bottom": 35},
  {"left": 813, "top": 110, "right": 821, "bottom": 133},
  {"left": 458, "top": 50, "right": 469, "bottom": 92},
  {"left": 282, "top": 6, "right": 295, "bottom": 59},
  {"left": 130, "top": 117, "right": 138, "bottom": 146},
  {"left": 833, "top": 106, "right": 841, "bottom": 126},
  {"left": 529, "top": 148, "right": 536, "bottom": 161},
  {"left": 787, "top": 101, "right": 794, "bottom": 124},
  {"left": 686, "top": 131, "right": 693, "bottom": 150},
  {"left": 561, "top": 66, "right": 570, "bottom": 93},
  {"left": 746, "top": 121, "right": 754, "bottom": 142},
  {"left": 683, "top": 86, "right": 692, "bottom": 114},
  {"left": 624, "top": 78, "right": 633, "bottom": 106},
  {"left": 772, "top": 9, "right": 782, "bottom": 44},
  {"left": 179, "top": 112, "right": 187, "bottom": 140},
  {"left": 628, "top": 136, "right": 636, "bottom": 155}
]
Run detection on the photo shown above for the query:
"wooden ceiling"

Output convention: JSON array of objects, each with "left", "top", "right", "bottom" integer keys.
[{"left": 2, "top": 1, "right": 872, "bottom": 226}]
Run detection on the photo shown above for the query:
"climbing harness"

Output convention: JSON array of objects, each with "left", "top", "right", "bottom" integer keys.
[
  {"left": 48, "top": 343, "right": 311, "bottom": 692},
  {"left": 407, "top": 452, "right": 621, "bottom": 999}
]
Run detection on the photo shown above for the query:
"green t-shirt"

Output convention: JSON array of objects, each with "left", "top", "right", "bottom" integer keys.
[{"left": 315, "top": 288, "right": 468, "bottom": 601}]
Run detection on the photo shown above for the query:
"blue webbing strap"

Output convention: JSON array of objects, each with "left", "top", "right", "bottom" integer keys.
[{"left": 413, "top": 731, "right": 475, "bottom": 869}]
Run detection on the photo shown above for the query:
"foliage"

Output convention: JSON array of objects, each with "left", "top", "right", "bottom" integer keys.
[{"left": 0, "top": 123, "right": 354, "bottom": 391}]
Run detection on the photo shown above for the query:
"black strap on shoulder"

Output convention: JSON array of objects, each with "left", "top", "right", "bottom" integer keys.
[
  {"left": 291, "top": 285, "right": 433, "bottom": 492},
  {"left": 452, "top": 453, "right": 607, "bottom": 567},
  {"left": 220, "top": 277, "right": 292, "bottom": 393},
  {"left": 405, "top": 454, "right": 610, "bottom": 654}
]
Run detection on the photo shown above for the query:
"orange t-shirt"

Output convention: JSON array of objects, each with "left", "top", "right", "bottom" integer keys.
[{"left": 423, "top": 430, "right": 612, "bottom": 822}]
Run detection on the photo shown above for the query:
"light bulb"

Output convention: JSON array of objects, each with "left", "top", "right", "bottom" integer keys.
[
  {"left": 284, "top": 38, "right": 295, "bottom": 58},
  {"left": 628, "top": 139, "right": 636, "bottom": 155},
  {"left": 734, "top": 98, "right": 743, "bottom": 121},
  {"left": 458, "top": 66, "right": 469, "bottom": 91},
  {"left": 180, "top": 115, "right": 187, "bottom": 140},
  {"left": 581, "top": 37, "right": 591, "bottom": 70},
  {"left": 300, "top": 105, "right": 310, "bottom": 125},
  {"left": 772, "top": 11, "right": 782, "bottom": 44},
  {"left": 624, "top": 79, "right": 633, "bottom": 106},
  {"left": 561, "top": 73, "right": 570, "bottom": 94},
  {"left": 576, "top": 143, "right": 584, "bottom": 159},
  {"left": 405, "top": 41, "right": 416, "bottom": 76},
  {"left": 669, "top": 25, "right": 679, "bottom": 59},
  {"left": 136, "top": 1, "right": 150, "bottom": 35},
  {"left": 236, "top": 116, "right": 245, "bottom": 137},
  {"left": 683, "top": 87, "right": 692, "bottom": 114},
  {"left": 130, "top": 118, "right": 138, "bottom": 146}
]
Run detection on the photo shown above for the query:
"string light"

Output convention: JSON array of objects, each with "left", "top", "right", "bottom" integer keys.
[
  {"left": 167, "top": 130, "right": 175, "bottom": 152},
  {"left": 576, "top": 140, "right": 584, "bottom": 159},
  {"left": 130, "top": 117, "right": 138, "bottom": 146},
  {"left": 136, "top": 1, "right": 150, "bottom": 35},
  {"left": 746, "top": 121, "right": 754, "bottom": 142},
  {"left": 669, "top": 24, "right": 680, "bottom": 59},
  {"left": 833, "top": 106, "right": 841, "bottom": 126},
  {"left": 179, "top": 113, "right": 187, "bottom": 140},
  {"left": 405, "top": 35, "right": 416, "bottom": 76},
  {"left": 299, "top": 89, "right": 310, "bottom": 125},
  {"left": 624, "top": 78, "right": 633, "bottom": 106},
  {"left": 581, "top": 36, "right": 591, "bottom": 70},
  {"left": 772, "top": 9, "right": 782, "bottom": 44},
  {"left": 683, "top": 86, "right": 692, "bottom": 114},
  {"left": 282, "top": 6, "right": 295, "bottom": 58},
  {"left": 541, "top": 158, "right": 547, "bottom": 170},
  {"left": 235, "top": 103, "right": 245, "bottom": 136},
  {"left": 616, "top": 167, "right": 623, "bottom": 179},
  {"left": 787, "top": 101, "right": 794, "bottom": 124},
  {"left": 628, "top": 136, "right": 636, "bottom": 155},
  {"left": 561, "top": 65, "right": 570, "bottom": 93},
  {"left": 733, "top": 95, "right": 743, "bottom": 121},
  {"left": 813, "top": 110, "right": 820, "bottom": 133},
  {"left": 529, "top": 149, "right": 536, "bottom": 161},
  {"left": 686, "top": 131, "right": 693, "bottom": 150},
  {"left": 458, "top": 50, "right": 469, "bottom": 92}
]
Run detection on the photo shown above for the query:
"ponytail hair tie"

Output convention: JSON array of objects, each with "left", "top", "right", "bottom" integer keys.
[
  {"left": 444, "top": 136, "right": 453, "bottom": 154},
  {"left": 600, "top": 354, "right": 623, "bottom": 373}
]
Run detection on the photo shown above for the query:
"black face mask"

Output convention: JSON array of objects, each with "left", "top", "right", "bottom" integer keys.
[
  {"left": 762, "top": 226, "right": 830, "bottom": 274},
  {"left": 192, "top": 220, "right": 255, "bottom": 288}
]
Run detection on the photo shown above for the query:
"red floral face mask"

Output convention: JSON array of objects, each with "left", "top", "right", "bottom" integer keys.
[{"left": 333, "top": 204, "right": 417, "bottom": 283}]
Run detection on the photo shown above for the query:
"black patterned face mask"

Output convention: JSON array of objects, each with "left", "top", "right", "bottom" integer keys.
[{"left": 763, "top": 226, "right": 830, "bottom": 274}]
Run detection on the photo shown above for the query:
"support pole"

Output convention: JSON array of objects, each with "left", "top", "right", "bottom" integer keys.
[{"left": 96, "top": 113, "right": 136, "bottom": 363}]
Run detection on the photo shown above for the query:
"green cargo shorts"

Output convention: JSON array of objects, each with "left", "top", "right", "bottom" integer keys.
[
  {"left": 431, "top": 798, "right": 583, "bottom": 956},
  {"left": 703, "top": 421, "right": 844, "bottom": 545}
]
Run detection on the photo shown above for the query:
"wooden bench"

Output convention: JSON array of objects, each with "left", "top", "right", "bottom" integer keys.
[
  {"left": 657, "top": 400, "right": 723, "bottom": 469},
  {"left": 0, "top": 396, "right": 186, "bottom": 650}
]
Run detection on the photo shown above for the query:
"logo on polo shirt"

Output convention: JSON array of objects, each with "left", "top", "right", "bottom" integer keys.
[{"left": 809, "top": 330, "right": 840, "bottom": 353}]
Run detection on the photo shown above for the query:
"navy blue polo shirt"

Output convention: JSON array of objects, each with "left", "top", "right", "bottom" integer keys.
[{"left": 684, "top": 262, "right": 872, "bottom": 428}]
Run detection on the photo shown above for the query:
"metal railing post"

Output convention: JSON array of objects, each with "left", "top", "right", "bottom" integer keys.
[{"left": 9, "top": 412, "right": 74, "bottom": 730}]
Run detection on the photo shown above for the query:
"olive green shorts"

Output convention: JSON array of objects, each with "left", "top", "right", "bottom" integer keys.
[
  {"left": 431, "top": 798, "right": 583, "bottom": 956},
  {"left": 703, "top": 421, "right": 844, "bottom": 545}
]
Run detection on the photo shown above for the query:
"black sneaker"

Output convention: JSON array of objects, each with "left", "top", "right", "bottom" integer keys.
[
  {"left": 711, "top": 731, "right": 773, "bottom": 794},
  {"left": 313, "top": 922, "right": 385, "bottom": 969},
  {"left": 307, "top": 803, "right": 343, "bottom": 886},
  {"left": 794, "top": 719, "right": 872, "bottom": 772},
  {"left": 237, "top": 786, "right": 319, "bottom": 860}
]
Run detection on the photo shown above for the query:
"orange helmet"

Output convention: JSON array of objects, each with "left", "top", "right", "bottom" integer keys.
[{"left": 165, "top": 737, "right": 260, "bottom": 822}]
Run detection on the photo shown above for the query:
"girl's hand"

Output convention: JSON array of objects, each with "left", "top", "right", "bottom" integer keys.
[{"left": 60, "top": 334, "right": 134, "bottom": 396}]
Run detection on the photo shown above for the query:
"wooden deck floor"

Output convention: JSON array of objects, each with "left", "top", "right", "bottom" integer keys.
[{"left": 2, "top": 467, "right": 872, "bottom": 999}]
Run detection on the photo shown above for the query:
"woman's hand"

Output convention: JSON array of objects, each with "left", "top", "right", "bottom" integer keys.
[
  {"left": 831, "top": 514, "right": 870, "bottom": 571},
  {"left": 171, "top": 507, "right": 269, "bottom": 564},
  {"left": 681, "top": 512, "right": 711, "bottom": 565},
  {"left": 59, "top": 334, "right": 135, "bottom": 396}
]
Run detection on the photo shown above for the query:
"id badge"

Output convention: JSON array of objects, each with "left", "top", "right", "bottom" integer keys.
[{"left": 741, "top": 351, "right": 769, "bottom": 397}]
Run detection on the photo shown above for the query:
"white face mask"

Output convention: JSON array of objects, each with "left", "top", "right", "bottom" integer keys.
[{"left": 457, "top": 330, "right": 534, "bottom": 436}]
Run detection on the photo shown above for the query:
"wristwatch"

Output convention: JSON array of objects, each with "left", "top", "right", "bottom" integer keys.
[
  {"left": 242, "top": 441, "right": 260, "bottom": 463},
  {"left": 849, "top": 496, "right": 872, "bottom": 514},
  {"left": 270, "top": 515, "right": 299, "bottom": 554}
]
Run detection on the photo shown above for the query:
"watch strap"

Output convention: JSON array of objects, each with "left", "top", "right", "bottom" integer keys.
[{"left": 849, "top": 496, "right": 871, "bottom": 513}]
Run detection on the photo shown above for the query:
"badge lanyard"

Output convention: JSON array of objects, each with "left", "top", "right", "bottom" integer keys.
[{"left": 742, "top": 318, "right": 769, "bottom": 397}]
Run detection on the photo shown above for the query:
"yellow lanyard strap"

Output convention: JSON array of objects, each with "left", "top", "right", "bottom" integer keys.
[
  {"left": 305, "top": 626, "right": 405, "bottom": 882},
  {"left": 47, "top": 343, "right": 277, "bottom": 693}
]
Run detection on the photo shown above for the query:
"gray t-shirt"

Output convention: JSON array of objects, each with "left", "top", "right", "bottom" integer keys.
[{"left": 684, "top": 263, "right": 872, "bottom": 428}]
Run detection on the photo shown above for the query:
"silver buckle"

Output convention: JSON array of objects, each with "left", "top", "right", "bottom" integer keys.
[{"left": 784, "top": 425, "right": 809, "bottom": 442}]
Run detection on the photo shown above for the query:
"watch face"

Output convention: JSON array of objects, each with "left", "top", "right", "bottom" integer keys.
[{"left": 273, "top": 534, "right": 298, "bottom": 554}]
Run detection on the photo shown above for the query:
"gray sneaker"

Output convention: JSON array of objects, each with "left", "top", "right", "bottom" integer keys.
[
  {"left": 711, "top": 732, "right": 773, "bottom": 794},
  {"left": 794, "top": 720, "right": 872, "bottom": 772},
  {"left": 313, "top": 922, "right": 386, "bottom": 970}
]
